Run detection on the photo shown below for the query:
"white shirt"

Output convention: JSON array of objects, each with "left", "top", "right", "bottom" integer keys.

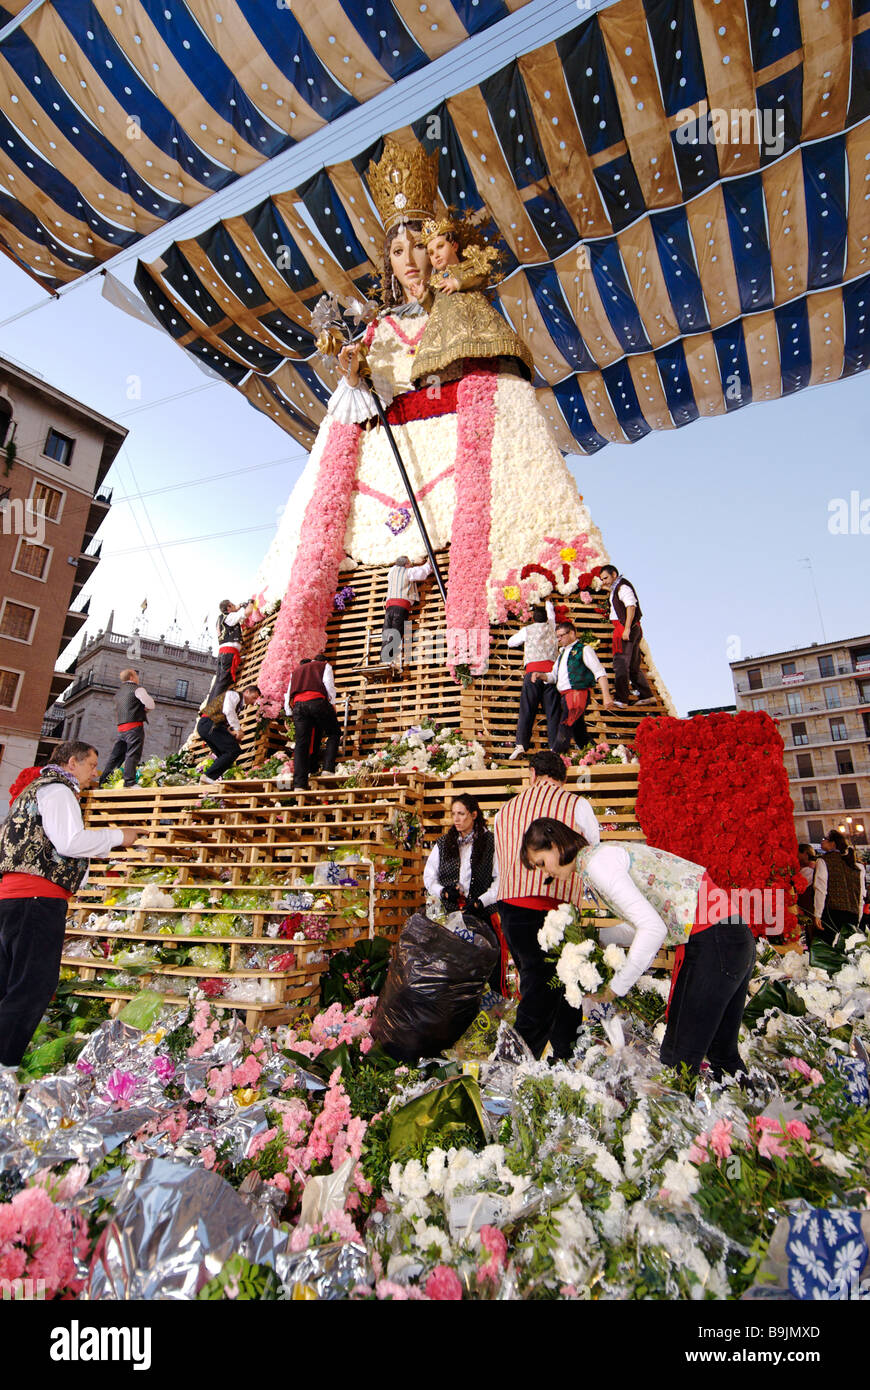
[
  {"left": 134, "top": 685, "right": 155, "bottom": 712},
  {"left": 36, "top": 782, "right": 124, "bottom": 888},
  {"left": 423, "top": 835, "right": 500, "bottom": 908},
  {"left": 814, "top": 859, "right": 866, "bottom": 919},
  {"left": 223, "top": 689, "right": 242, "bottom": 735},
  {"left": 580, "top": 843, "right": 668, "bottom": 996},
  {"left": 284, "top": 662, "right": 337, "bottom": 716},
  {"left": 549, "top": 641, "right": 606, "bottom": 692},
  {"left": 609, "top": 583, "right": 637, "bottom": 623}
]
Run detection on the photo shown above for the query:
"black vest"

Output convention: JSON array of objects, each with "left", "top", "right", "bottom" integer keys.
[
  {"left": 218, "top": 612, "right": 242, "bottom": 646},
  {"left": 437, "top": 828, "right": 495, "bottom": 903},
  {"left": 0, "top": 769, "right": 89, "bottom": 893},
  {"left": 116, "top": 683, "right": 147, "bottom": 725},
  {"left": 822, "top": 851, "right": 861, "bottom": 914},
  {"left": 610, "top": 576, "right": 643, "bottom": 626}
]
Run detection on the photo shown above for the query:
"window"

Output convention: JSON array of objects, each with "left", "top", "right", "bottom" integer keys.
[
  {"left": 43, "top": 428, "right": 74, "bottom": 466},
  {"left": 12, "top": 538, "right": 50, "bottom": 580},
  {"left": 858, "top": 680, "right": 870, "bottom": 706},
  {"left": 0, "top": 601, "right": 36, "bottom": 643},
  {"left": 842, "top": 784, "right": 860, "bottom": 810},
  {"left": 807, "top": 819, "right": 824, "bottom": 844},
  {"left": 830, "top": 718, "right": 848, "bottom": 742},
  {"left": 802, "top": 787, "right": 820, "bottom": 812},
  {"left": 0, "top": 668, "right": 21, "bottom": 709},
  {"left": 795, "top": 753, "right": 814, "bottom": 778},
  {"left": 818, "top": 654, "right": 835, "bottom": 678},
  {"left": 175, "top": 679, "right": 189, "bottom": 700},
  {"left": 836, "top": 750, "right": 854, "bottom": 776},
  {"left": 863, "top": 713, "right": 870, "bottom": 739},
  {"left": 30, "top": 481, "right": 63, "bottom": 522},
  {"left": 747, "top": 667, "right": 763, "bottom": 690},
  {"left": 824, "top": 686, "right": 841, "bottom": 709},
  {"left": 791, "top": 722, "right": 808, "bottom": 746},
  {"left": 751, "top": 696, "right": 766, "bottom": 711},
  {"left": 169, "top": 723, "right": 183, "bottom": 746},
  {"left": 787, "top": 692, "right": 803, "bottom": 714},
  {"left": 781, "top": 661, "right": 796, "bottom": 676}
]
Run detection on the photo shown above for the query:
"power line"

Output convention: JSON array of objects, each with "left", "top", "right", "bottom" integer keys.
[
  {"left": 104, "top": 520, "right": 275, "bottom": 556},
  {"left": 111, "top": 452, "right": 299, "bottom": 503}
]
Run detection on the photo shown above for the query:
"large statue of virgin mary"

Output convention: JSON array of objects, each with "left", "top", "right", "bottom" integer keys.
[{"left": 257, "top": 139, "right": 607, "bottom": 703}]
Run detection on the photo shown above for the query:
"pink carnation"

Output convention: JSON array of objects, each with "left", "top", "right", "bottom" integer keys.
[
  {"left": 709, "top": 1119, "right": 733, "bottom": 1162},
  {"left": 425, "top": 1265, "right": 463, "bottom": 1301}
]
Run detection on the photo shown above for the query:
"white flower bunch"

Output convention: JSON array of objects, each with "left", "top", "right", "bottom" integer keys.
[
  {"left": 538, "top": 903, "right": 572, "bottom": 952},
  {"left": 556, "top": 940, "right": 602, "bottom": 1009}
]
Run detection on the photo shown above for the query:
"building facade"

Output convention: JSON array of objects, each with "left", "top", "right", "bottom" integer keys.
[
  {"left": 731, "top": 636, "right": 870, "bottom": 847},
  {"left": 58, "top": 617, "right": 214, "bottom": 769},
  {"left": 0, "top": 355, "right": 125, "bottom": 808}
]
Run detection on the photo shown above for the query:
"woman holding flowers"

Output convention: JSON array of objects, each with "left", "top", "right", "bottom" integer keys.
[{"left": 520, "top": 818, "right": 758, "bottom": 1078}]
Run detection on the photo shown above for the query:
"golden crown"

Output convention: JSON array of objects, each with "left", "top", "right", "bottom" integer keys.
[
  {"left": 367, "top": 138, "right": 439, "bottom": 233},
  {"left": 421, "top": 215, "right": 455, "bottom": 242}
]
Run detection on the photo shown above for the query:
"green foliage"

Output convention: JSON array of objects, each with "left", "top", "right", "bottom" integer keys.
[{"left": 197, "top": 1253, "right": 284, "bottom": 1300}]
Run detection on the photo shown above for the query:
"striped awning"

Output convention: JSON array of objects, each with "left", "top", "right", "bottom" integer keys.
[
  {"left": 0, "top": 0, "right": 532, "bottom": 283},
  {"left": 2, "top": 0, "right": 868, "bottom": 453}
]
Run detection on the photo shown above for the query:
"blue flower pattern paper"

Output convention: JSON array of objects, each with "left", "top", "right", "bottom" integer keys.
[{"left": 786, "top": 1208, "right": 870, "bottom": 1300}]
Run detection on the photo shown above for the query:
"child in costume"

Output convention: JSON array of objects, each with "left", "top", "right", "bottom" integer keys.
[{"left": 410, "top": 215, "right": 534, "bottom": 384}]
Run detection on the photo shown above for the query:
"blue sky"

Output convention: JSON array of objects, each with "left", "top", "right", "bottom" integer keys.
[{"left": 0, "top": 0, "right": 866, "bottom": 715}]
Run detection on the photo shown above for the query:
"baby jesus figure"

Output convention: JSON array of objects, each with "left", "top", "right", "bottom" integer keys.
[{"left": 410, "top": 214, "right": 534, "bottom": 385}]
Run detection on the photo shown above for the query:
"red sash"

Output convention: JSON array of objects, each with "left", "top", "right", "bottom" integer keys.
[
  {"left": 611, "top": 620, "right": 624, "bottom": 655},
  {"left": 561, "top": 688, "right": 589, "bottom": 726}
]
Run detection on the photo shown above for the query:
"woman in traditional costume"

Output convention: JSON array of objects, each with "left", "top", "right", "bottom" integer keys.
[
  {"left": 521, "top": 817, "right": 759, "bottom": 1079},
  {"left": 257, "top": 139, "right": 607, "bottom": 704}
]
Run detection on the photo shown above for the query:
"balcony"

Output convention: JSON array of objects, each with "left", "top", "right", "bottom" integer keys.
[
  {"left": 48, "top": 669, "right": 74, "bottom": 701},
  {"left": 60, "top": 598, "right": 90, "bottom": 649},
  {"left": 82, "top": 489, "right": 112, "bottom": 546},
  {"left": 62, "top": 667, "right": 209, "bottom": 709},
  {"left": 735, "top": 663, "right": 868, "bottom": 693},
  {"left": 70, "top": 544, "right": 102, "bottom": 603}
]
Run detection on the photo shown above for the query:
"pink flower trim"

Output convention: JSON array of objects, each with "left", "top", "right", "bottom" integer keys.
[
  {"left": 445, "top": 368, "right": 498, "bottom": 675},
  {"left": 259, "top": 418, "right": 362, "bottom": 703}
]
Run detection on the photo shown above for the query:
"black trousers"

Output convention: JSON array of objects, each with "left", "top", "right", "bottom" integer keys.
[
  {"left": 292, "top": 699, "right": 341, "bottom": 789},
  {"left": 659, "top": 919, "right": 756, "bottom": 1079},
  {"left": 0, "top": 897, "right": 68, "bottom": 1067},
  {"left": 551, "top": 694, "right": 590, "bottom": 755},
  {"left": 497, "top": 900, "right": 584, "bottom": 1059},
  {"left": 381, "top": 605, "right": 409, "bottom": 664},
  {"left": 515, "top": 673, "right": 561, "bottom": 750},
  {"left": 613, "top": 629, "right": 653, "bottom": 702},
  {"left": 196, "top": 717, "right": 241, "bottom": 780},
  {"left": 820, "top": 905, "right": 860, "bottom": 946},
  {"left": 99, "top": 724, "right": 145, "bottom": 787},
  {"left": 205, "top": 649, "right": 238, "bottom": 704}
]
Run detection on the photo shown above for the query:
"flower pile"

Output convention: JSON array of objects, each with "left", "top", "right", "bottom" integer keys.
[
  {"left": 3, "top": 931, "right": 869, "bottom": 1301},
  {"left": 337, "top": 724, "right": 486, "bottom": 782}
]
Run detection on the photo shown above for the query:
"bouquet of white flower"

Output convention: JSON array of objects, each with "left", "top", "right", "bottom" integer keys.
[{"left": 538, "top": 903, "right": 627, "bottom": 1009}]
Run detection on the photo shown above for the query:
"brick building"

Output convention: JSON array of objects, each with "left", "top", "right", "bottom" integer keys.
[
  {"left": 731, "top": 635, "right": 870, "bottom": 848},
  {"left": 57, "top": 615, "right": 214, "bottom": 770},
  {"left": 0, "top": 354, "right": 124, "bottom": 808}
]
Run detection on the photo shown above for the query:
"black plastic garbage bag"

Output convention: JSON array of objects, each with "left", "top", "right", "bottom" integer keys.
[{"left": 371, "top": 912, "right": 499, "bottom": 1062}]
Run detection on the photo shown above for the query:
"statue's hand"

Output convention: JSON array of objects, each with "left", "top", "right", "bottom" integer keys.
[{"left": 338, "top": 341, "right": 363, "bottom": 386}]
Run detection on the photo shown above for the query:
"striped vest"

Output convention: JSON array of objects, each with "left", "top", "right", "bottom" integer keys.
[
  {"left": 386, "top": 565, "right": 419, "bottom": 607},
  {"left": 494, "top": 782, "right": 589, "bottom": 907}
]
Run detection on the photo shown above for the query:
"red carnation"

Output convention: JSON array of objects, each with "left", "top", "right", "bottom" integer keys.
[{"left": 8, "top": 766, "right": 41, "bottom": 805}]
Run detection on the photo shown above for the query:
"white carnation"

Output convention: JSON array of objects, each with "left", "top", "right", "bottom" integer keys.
[
  {"left": 659, "top": 1157, "right": 700, "bottom": 1206},
  {"left": 577, "top": 960, "right": 603, "bottom": 993},
  {"left": 603, "top": 943, "right": 627, "bottom": 972},
  {"left": 538, "top": 912, "right": 566, "bottom": 951}
]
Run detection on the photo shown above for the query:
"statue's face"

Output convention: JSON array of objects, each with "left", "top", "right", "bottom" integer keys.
[{"left": 389, "top": 228, "right": 430, "bottom": 299}]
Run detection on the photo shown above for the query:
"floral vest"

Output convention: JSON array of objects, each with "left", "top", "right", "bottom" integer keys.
[
  {"left": 577, "top": 841, "right": 705, "bottom": 948},
  {"left": 0, "top": 769, "right": 89, "bottom": 893}
]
